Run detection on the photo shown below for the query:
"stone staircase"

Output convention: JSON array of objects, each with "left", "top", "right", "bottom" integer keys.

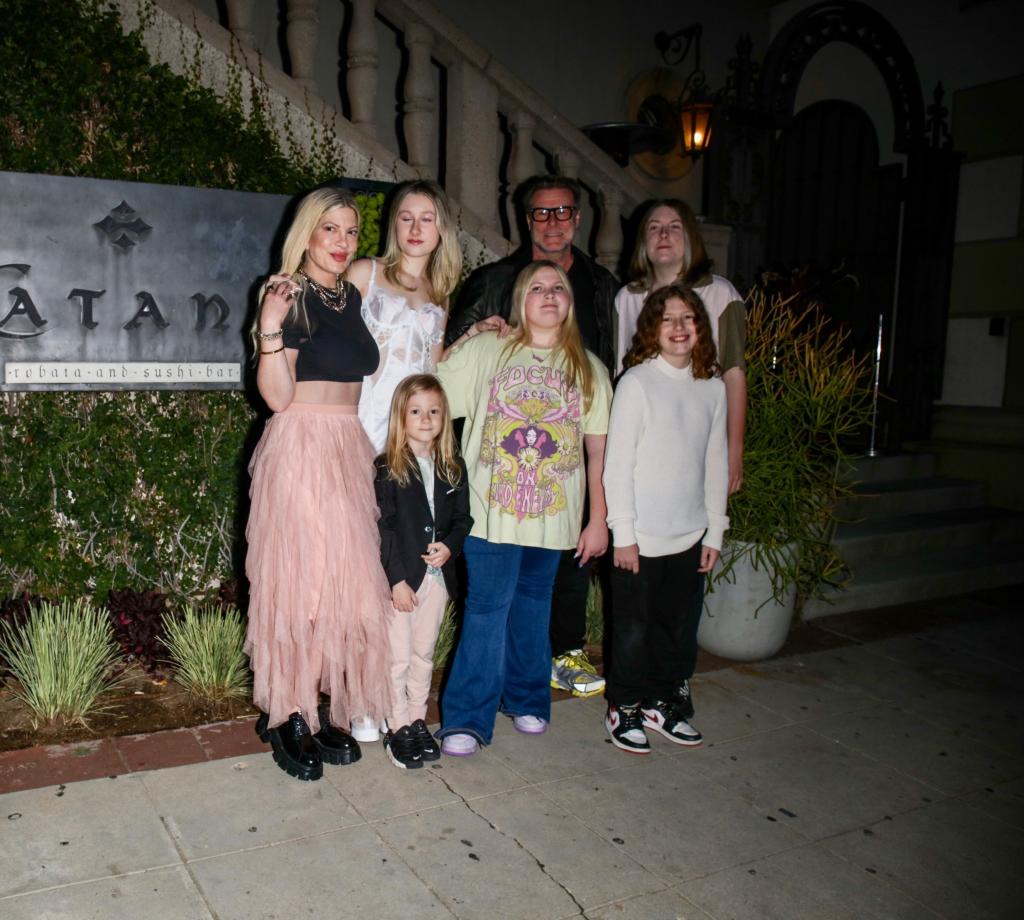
[{"left": 802, "top": 453, "right": 1024, "bottom": 619}]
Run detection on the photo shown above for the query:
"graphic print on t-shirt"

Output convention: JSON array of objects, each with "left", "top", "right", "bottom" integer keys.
[{"left": 479, "top": 362, "right": 582, "bottom": 521}]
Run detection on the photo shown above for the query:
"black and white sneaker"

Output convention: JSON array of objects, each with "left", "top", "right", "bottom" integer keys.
[
  {"left": 673, "top": 680, "right": 695, "bottom": 720},
  {"left": 383, "top": 725, "right": 423, "bottom": 769},
  {"left": 409, "top": 719, "right": 441, "bottom": 761},
  {"left": 605, "top": 703, "right": 651, "bottom": 754},
  {"left": 642, "top": 699, "right": 702, "bottom": 746}
]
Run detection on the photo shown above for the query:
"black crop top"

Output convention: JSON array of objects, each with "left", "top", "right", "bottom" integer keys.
[{"left": 281, "top": 285, "right": 379, "bottom": 383}]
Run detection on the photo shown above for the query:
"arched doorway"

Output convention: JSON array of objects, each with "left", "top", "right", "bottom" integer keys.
[
  {"left": 720, "top": 0, "right": 962, "bottom": 443},
  {"left": 766, "top": 99, "right": 902, "bottom": 360}
]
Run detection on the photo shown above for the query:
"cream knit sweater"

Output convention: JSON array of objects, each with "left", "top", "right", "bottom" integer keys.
[{"left": 603, "top": 355, "right": 729, "bottom": 556}]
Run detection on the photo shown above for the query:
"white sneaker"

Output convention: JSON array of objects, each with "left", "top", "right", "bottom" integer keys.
[
  {"left": 512, "top": 714, "right": 548, "bottom": 734},
  {"left": 441, "top": 733, "right": 478, "bottom": 756},
  {"left": 350, "top": 715, "right": 380, "bottom": 743}
]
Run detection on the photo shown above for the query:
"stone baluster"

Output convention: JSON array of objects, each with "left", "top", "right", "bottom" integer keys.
[
  {"left": 224, "top": 0, "right": 256, "bottom": 48},
  {"left": 596, "top": 184, "right": 624, "bottom": 274},
  {"left": 506, "top": 109, "right": 539, "bottom": 241},
  {"left": 554, "top": 147, "right": 580, "bottom": 179},
  {"left": 446, "top": 59, "right": 499, "bottom": 230},
  {"left": 285, "top": 0, "right": 319, "bottom": 94},
  {"left": 346, "top": 0, "right": 379, "bottom": 137},
  {"left": 403, "top": 22, "right": 435, "bottom": 178}
]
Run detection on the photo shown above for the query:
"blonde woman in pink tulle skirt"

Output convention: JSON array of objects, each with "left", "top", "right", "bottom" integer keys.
[{"left": 245, "top": 187, "right": 393, "bottom": 782}]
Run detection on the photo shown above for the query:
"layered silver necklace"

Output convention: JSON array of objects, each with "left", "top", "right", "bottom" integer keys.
[{"left": 300, "top": 270, "right": 347, "bottom": 313}]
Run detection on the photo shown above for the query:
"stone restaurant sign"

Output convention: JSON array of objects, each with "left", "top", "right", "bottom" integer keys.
[{"left": 0, "top": 170, "right": 291, "bottom": 390}]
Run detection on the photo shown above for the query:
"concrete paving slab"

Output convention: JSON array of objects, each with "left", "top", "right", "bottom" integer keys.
[
  {"left": 0, "top": 866, "right": 213, "bottom": 920},
  {"left": 320, "top": 739, "right": 463, "bottom": 821},
  {"left": 140, "top": 754, "right": 364, "bottom": 859},
  {"left": 0, "top": 773, "right": 179, "bottom": 898},
  {"left": 375, "top": 799, "right": 580, "bottom": 920},
  {"left": 484, "top": 699, "right": 646, "bottom": 785},
  {"left": 469, "top": 786, "right": 664, "bottom": 909},
  {"left": 700, "top": 659, "right": 878, "bottom": 725},
  {"left": 858, "top": 636, "right": 1024, "bottom": 757},
  {"left": 956, "top": 777, "right": 1024, "bottom": 831},
  {"left": 683, "top": 674, "right": 791, "bottom": 744},
  {"left": 540, "top": 755, "right": 805, "bottom": 883},
  {"left": 917, "top": 617, "right": 1024, "bottom": 672},
  {"left": 696, "top": 723, "right": 937, "bottom": 840},
  {"left": 187, "top": 823, "right": 450, "bottom": 920},
  {"left": 824, "top": 797, "right": 1024, "bottom": 919},
  {"left": 585, "top": 887, "right": 714, "bottom": 919},
  {"left": 321, "top": 727, "right": 530, "bottom": 819},
  {"left": 803, "top": 705, "right": 1024, "bottom": 795},
  {"left": 677, "top": 841, "right": 937, "bottom": 920}
]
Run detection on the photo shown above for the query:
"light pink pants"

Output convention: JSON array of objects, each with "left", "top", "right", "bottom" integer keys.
[{"left": 387, "top": 575, "right": 448, "bottom": 729}]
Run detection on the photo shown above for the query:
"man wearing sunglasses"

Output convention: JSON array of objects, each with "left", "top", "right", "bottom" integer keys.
[
  {"left": 446, "top": 174, "right": 617, "bottom": 701},
  {"left": 446, "top": 173, "right": 616, "bottom": 373}
]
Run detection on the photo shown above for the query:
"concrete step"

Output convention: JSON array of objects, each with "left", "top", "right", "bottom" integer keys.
[
  {"left": 840, "top": 476, "right": 988, "bottom": 522},
  {"left": 802, "top": 541, "right": 1024, "bottom": 619},
  {"left": 834, "top": 506, "right": 1024, "bottom": 568},
  {"left": 839, "top": 452, "right": 937, "bottom": 485}
]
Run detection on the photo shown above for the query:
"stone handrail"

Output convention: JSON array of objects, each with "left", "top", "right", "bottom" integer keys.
[{"left": 138, "top": 0, "right": 653, "bottom": 275}]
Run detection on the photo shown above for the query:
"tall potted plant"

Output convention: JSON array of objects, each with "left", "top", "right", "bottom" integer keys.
[{"left": 697, "top": 281, "right": 873, "bottom": 661}]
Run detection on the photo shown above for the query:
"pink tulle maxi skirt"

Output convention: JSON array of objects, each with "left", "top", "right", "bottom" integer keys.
[{"left": 244, "top": 402, "right": 392, "bottom": 735}]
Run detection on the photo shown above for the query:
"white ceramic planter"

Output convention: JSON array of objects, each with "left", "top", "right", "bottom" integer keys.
[{"left": 697, "top": 544, "right": 797, "bottom": 662}]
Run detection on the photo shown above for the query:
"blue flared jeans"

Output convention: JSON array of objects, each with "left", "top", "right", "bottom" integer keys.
[{"left": 438, "top": 536, "right": 562, "bottom": 744}]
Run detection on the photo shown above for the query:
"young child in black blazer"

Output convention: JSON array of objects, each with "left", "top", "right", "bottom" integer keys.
[{"left": 375, "top": 374, "right": 472, "bottom": 769}]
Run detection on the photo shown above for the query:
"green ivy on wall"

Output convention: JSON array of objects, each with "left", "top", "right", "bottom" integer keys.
[{"left": 0, "top": 0, "right": 386, "bottom": 601}]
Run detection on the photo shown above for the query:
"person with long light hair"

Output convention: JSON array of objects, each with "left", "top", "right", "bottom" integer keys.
[
  {"left": 347, "top": 180, "right": 464, "bottom": 455},
  {"left": 374, "top": 374, "right": 472, "bottom": 769},
  {"left": 433, "top": 260, "right": 613, "bottom": 756},
  {"left": 245, "top": 186, "right": 392, "bottom": 782}
]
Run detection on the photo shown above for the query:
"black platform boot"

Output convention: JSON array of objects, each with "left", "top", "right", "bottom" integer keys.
[
  {"left": 257, "top": 711, "right": 323, "bottom": 781},
  {"left": 313, "top": 702, "right": 362, "bottom": 765}
]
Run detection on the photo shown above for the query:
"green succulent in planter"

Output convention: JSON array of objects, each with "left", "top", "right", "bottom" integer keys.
[{"left": 711, "top": 285, "right": 874, "bottom": 614}]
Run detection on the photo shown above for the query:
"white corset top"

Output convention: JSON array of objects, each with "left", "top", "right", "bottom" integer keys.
[{"left": 357, "top": 260, "right": 446, "bottom": 452}]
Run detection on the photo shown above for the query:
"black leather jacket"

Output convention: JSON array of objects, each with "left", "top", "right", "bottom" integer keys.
[{"left": 445, "top": 245, "right": 618, "bottom": 373}]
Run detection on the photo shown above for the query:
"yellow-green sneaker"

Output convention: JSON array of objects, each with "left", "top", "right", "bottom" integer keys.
[{"left": 550, "top": 649, "right": 605, "bottom": 697}]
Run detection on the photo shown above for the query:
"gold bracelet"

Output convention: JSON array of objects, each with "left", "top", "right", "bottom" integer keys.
[
  {"left": 260, "top": 344, "right": 285, "bottom": 355},
  {"left": 257, "top": 329, "right": 283, "bottom": 341}
]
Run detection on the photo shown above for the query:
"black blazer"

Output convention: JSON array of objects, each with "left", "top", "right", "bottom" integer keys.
[{"left": 374, "top": 455, "right": 473, "bottom": 597}]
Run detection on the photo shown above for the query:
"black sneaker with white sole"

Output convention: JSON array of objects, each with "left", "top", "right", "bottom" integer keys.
[
  {"left": 642, "top": 699, "right": 702, "bottom": 746},
  {"left": 383, "top": 725, "right": 423, "bottom": 769},
  {"left": 605, "top": 703, "right": 651, "bottom": 754},
  {"left": 409, "top": 719, "right": 441, "bottom": 761}
]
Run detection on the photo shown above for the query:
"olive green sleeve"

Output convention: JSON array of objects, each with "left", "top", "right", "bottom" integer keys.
[{"left": 717, "top": 300, "right": 746, "bottom": 373}]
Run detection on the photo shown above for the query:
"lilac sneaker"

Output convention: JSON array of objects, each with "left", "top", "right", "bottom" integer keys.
[
  {"left": 512, "top": 715, "right": 548, "bottom": 734},
  {"left": 441, "top": 733, "right": 478, "bottom": 756}
]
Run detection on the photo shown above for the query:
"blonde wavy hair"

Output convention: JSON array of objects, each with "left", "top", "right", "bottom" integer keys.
[
  {"left": 379, "top": 180, "right": 462, "bottom": 307},
  {"left": 249, "top": 187, "right": 359, "bottom": 355},
  {"left": 383, "top": 374, "right": 463, "bottom": 489},
  {"left": 503, "top": 260, "right": 595, "bottom": 410}
]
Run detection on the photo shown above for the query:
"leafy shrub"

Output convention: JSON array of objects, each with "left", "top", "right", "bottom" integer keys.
[
  {"left": 107, "top": 587, "right": 174, "bottom": 677},
  {"left": 162, "top": 603, "right": 250, "bottom": 700},
  {"left": 0, "top": 598, "right": 123, "bottom": 726},
  {"left": 0, "top": 1, "right": 386, "bottom": 602},
  {"left": 432, "top": 600, "right": 458, "bottom": 670}
]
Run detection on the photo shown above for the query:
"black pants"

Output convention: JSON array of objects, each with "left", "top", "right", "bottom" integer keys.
[
  {"left": 606, "top": 542, "right": 704, "bottom": 706},
  {"left": 549, "top": 548, "right": 592, "bottom": 657}
]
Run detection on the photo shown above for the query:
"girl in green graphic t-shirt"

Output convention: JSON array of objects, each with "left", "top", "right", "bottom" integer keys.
[{"left": 433, "top": 260, "right": 612, "bottom": 756}]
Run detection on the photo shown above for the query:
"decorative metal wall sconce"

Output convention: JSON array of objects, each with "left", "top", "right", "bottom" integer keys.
[{"left": 642, "top": 23, "right": 715, "bottom": 158}]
